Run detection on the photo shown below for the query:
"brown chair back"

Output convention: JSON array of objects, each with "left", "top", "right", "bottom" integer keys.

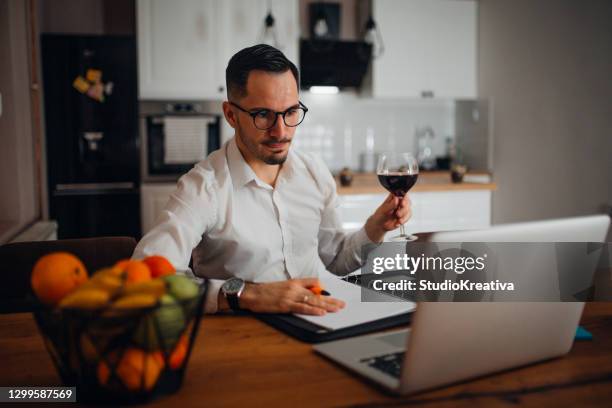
[{"left": 0, "top": 236, "right": 137, "bottom": 313}]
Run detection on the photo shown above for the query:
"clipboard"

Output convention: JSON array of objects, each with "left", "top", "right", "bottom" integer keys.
[
  {"left": 254, "top": 274, "right": 415, "bottom": 343},
  {"left": 256, "top": 310, "right": 412, "bottom": 343}
]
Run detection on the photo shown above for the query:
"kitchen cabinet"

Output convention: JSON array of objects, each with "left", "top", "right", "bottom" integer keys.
[
  {"left": 218, "top": 0, "right": 298, "bottom": 73},
  {"left": 142, "top": 183, "right": 491, "bottom": 238},
  {"left": 371, "top": 0, "right": 477, "bottom": 99},
  {"left": 137, "top": 0, "right": 221, "bottom": 100},
  {"left": 339, "top": 190, "right": 491, "bottom": 237},
  {"left": 137, "top": 0, "right": 298, "bottom": 100},
  {"left": 141, "top": 183, "right": 177, "bottom": 234}
]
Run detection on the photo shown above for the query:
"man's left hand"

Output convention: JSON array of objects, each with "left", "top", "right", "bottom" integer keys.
[{"left": 364, "top": 193, "right": 412, "bottom": 243}]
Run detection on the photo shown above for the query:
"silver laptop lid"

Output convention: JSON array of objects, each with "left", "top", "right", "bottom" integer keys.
[{"left": 399, "top": 214, "right": 610, "bottom": 394}]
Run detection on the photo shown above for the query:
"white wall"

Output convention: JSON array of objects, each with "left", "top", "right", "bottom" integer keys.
[{"left": 478, "top": 0, "right": 612, "bottom": 227}]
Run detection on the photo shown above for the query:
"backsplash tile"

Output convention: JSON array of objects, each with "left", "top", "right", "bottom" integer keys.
[
  {"left": 295, "top": 91, "right": 456, "bottom": 172},
  {"left": 218, "top": 92, "right": 485, "bottom": 174}
]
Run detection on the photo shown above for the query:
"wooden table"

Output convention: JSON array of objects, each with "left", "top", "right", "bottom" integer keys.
[{"left": 1, "top": 303, "right": 612, "bottom": 407}]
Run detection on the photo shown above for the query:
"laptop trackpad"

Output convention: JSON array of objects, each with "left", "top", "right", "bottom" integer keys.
[{"left": 377, "top": 331, "right": 408, "bottom": 348}]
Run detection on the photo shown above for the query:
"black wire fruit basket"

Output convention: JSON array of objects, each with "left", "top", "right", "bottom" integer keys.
[{"left": 32, "top": 281, "right": 206, "bottom": 404}]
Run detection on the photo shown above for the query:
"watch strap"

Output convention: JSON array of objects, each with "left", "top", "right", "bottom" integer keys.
[{"left": 226, "top": 293, "right": 241, "bottom": 311}]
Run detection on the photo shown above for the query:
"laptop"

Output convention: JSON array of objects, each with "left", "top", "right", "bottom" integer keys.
[{"left": 313, "top": 214, "right": 610, "bottom": 395}]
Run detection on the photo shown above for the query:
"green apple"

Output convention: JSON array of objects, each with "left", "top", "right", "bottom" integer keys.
[
  {"left": 155, "top": 294, "right": 185, "bottom": 350},
  {"left": 163, "top": 275, "right": 198, "bottom": 302},
  {"left": 133, "top": 294, "right": 185, "bottom": 351}
]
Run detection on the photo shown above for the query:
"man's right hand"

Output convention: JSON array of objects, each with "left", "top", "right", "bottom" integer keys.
[{"left": 220, "top": 278, "right": 345, "bottom": 315}]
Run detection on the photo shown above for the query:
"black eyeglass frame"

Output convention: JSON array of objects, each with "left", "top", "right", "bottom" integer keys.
[{"left": 229, "top": 101, "right": 309, "bottom": 130}]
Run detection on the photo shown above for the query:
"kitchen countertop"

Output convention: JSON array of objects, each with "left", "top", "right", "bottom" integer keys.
[{"left": 336, "top": 171, "right": 497, "bottom": 195}]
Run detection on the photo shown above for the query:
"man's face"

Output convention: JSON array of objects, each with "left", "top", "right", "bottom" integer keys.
[{"left": 228, "top": 70, "right": 299, "bottom": 165}]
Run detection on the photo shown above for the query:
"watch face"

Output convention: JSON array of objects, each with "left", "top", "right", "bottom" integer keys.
[{"left": 224, "top": 278, "right": 244, "bottom": 295}]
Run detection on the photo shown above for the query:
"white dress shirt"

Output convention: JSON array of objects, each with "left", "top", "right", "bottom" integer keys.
[{"left": 133, "top": 137, "right": 379, "bottom": 313}]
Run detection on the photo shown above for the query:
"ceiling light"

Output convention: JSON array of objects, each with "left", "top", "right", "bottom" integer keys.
[
  {"left": 363, "top": 15, "right": 384, "bottom": 59},
  {"left": 259, "top": 8, "right": 280, "bottom": 48},
  {"left": 309, "top": 86, "right": 339, "bottom": 94}
]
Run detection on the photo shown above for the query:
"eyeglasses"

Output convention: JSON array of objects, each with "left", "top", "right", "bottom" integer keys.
[{"left": 230, "top": 101, "right": 308, "bottom": 130}]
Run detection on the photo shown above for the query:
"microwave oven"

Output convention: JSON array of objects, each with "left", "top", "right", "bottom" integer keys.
[{"left": 140, "top": 101, "right": 221, "bottom": 182}]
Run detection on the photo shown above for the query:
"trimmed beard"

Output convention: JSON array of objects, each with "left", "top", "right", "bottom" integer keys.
[{"left": 236, "top": 119, "right": 289, "bottom": 165}]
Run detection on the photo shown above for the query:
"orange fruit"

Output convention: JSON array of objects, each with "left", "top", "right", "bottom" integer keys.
[
  {"left": 169, "top": 334, "right": 189, "bottom": 370},
  {"left": 113, "top": 259, "right": 131, "bottom": 271},
  {"left": 98, "top": 348, "right": 165, "bottom": 391},
  {"left": 80, "top": 334, "right": 99, "bottom": 364},
  {"left": 143, "top": 255, "right": 175, "bottom": 278},
  {"left": 123, "top": 261, "right": 152, "bottom": 284},
  {"left": 97, "top": 355, "right": 112, "bottom": 385},
  {"left": 30, "top": 252, "right": 88, "bottom": 305}
]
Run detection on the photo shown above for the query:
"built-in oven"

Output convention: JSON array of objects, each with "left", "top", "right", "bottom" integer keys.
[{"left": 140, "top": 101, "right": 222, "bottom": 181}]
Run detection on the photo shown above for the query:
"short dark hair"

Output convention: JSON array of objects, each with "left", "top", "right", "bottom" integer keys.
[{"left": 225, "top": 44, "right": 300, "bottom": 100}]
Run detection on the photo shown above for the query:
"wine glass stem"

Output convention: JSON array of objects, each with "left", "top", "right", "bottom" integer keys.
[{"left": 396, "top": 197, "right": 406, "bottom": 237}]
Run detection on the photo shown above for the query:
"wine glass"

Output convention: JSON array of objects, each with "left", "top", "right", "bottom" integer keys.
[{"left": 376, "top": 152, "right": 419, "bottom": 241}]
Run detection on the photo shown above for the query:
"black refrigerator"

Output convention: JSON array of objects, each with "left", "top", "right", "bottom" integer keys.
[{"left": 41, "top": 34, "right": 141, "bottom": 239}]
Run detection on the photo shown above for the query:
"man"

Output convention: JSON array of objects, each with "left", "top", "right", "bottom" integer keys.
[{"left": 133, "top": 44, "right": 411, "bottom": 315}]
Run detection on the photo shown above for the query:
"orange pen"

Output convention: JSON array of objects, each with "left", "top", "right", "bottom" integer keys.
[{"left": 308, "top": 285, "right": 331, "bottom": 296}]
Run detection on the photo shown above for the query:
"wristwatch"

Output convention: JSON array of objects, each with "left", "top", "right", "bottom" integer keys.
[{"left": 221, "top": 277, "right": 246, "bottom": 311}]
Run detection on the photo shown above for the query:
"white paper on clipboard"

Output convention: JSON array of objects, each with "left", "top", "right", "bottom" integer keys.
[
  {"left": 163, "top": 116, "right": 214, "bottom": 164},
  {"left": 295, "top": 272, "right": 416, "bottom": 331}
]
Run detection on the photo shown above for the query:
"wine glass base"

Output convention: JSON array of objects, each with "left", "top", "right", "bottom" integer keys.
[{"left": 389, "top": 234, "right": 418, "bottom": 242}]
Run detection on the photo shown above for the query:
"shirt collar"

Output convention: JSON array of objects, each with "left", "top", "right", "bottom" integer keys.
[
  {"left": 226, "top": 137, "right": 303, "bottom": 188},
  {"left": 227, "top": 137, "right": 258, "bottom": 188}
]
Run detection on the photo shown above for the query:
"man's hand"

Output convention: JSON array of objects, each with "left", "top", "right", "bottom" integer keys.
[
  {"left": 219, "top": 278, "right": 345, "bottom": 315},
  {"left": 364, "top": 193, "right": 412, "bottom": 243}
]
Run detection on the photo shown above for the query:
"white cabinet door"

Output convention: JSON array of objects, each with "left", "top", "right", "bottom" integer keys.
[
  {"left": 141, "top": 183, "right": 177, "bottom": 235},
  {"left": 217, "top": 0, "right": 264, "bottom": 73},
  {"left": 372, "top": 0, "right": 477, "bottom": 99},
  {"left": 338, "top": 193, "right": 387, "bottom": 232},
  {"left": 218, "top": 0, "right": 298, "bottom": 69},
  {"left": 338, "top": 190, "right": 491, "bottom": 238},
  {"left": 414, "top": 191, "right": 491, "bottom": 233},
  {"left": 138, "top": 0, "right": 223, "bottom": 100},
  {"left": 138, "top": 0, "right": 298, "bottom": 100}
]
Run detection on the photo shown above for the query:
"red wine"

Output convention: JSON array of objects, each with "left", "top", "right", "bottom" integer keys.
[{"left": 378, "top": 173, "right": 418, "bottom": 196}]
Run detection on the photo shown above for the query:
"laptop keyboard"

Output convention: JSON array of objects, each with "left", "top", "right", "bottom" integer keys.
[
  {"left": 361, "top": 352, "right": 405, "bottom": 379},
  {"left": 343, "top": 274, "right": 409, "bottom": 380}
]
